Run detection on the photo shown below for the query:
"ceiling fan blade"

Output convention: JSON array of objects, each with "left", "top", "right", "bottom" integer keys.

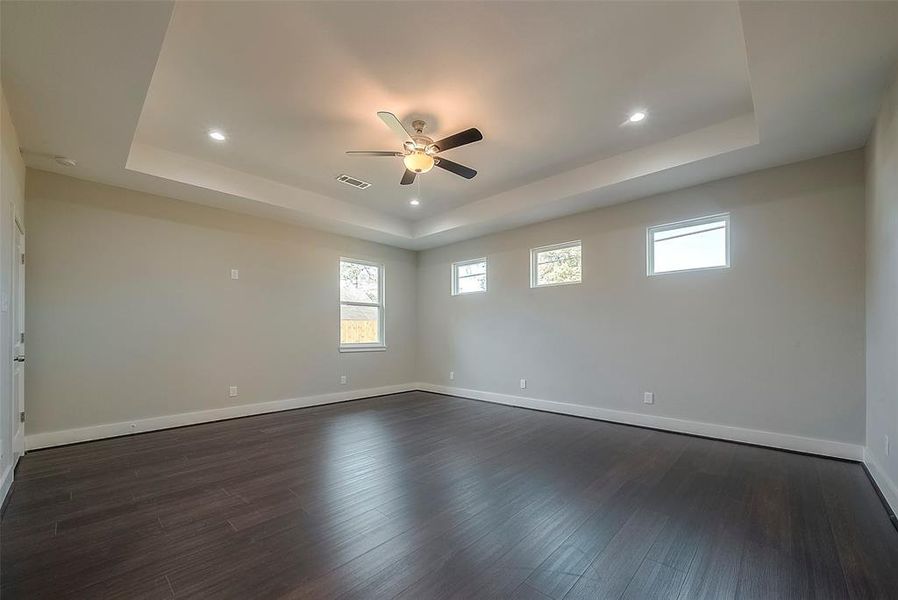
[
  {"left": 400, "top": 169, "right": 417, "bottom": 185},
  {"left": 435, "top": 157, "right": 477, "bottom": 179},
  {"left": 346, "top": 151, "right": 403, "bottom": 156},
  {"left": 432, "top": 128, "right": 483, "bottom": 153},
  {"left": 377, "top": 111, "right": 414, "bottom": 143}
]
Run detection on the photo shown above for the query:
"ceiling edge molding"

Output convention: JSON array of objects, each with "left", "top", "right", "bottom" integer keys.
[
  {"left": 126, "top": 142, "right": 414, "bottom": 241},
  {"left": 410, "top": 113, "right": 759, "bottom": 247}
]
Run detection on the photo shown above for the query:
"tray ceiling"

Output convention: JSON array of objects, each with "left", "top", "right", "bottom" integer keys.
[{"left": 2, "top": 1, "right": 896, "bottom": 248}]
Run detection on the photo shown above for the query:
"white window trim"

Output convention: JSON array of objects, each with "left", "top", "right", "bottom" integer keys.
[
  {"left": 339, "top": 257, "right": 386, "bottom": 352},
  {"left": 646, "top": 212, "right": 731, "bottom": 276},
  {"left": 530, "top": 240, "right": 582, "bottom": 288},
  {"left": 451, "top": 257, "right": 488, "bottom": 296}
]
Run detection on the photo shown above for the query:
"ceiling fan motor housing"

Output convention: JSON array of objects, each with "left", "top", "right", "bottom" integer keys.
[{"left": 404, "top": 120, "right": 437, "bottom": 171}]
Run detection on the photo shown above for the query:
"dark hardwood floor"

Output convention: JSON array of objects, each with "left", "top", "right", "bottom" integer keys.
[{"left": 2, "top": 391, "right": 897, "bottom": 599}]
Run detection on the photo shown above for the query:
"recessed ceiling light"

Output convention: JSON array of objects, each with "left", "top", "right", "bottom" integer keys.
[
  {"left": 628, "top": 111, "right": 646, "bottom": 123},
  {"left": 208, "top": 130, "right": 227, "bottom": 141},
  {"left": 409, "top": 199, "right": 420, "bottom": 206}
]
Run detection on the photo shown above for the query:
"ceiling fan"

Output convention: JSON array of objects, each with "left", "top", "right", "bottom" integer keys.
[{"left": 347, "top": 112, "right": 483, "bottom": 185}]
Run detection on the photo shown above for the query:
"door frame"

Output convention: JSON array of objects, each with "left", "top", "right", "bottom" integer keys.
[{"left": 11, "top": 208, "right": 24, "bottom": 458}]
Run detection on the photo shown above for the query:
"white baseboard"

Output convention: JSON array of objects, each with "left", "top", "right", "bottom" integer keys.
[
  {"left": 417, "top": 383, "right": 864, "bottom": 461},
  {"left": 23, "top": 382, "right": 866, "bottom": 463},
  {"left": 25, "top": 383, "right": 418, "bottom": 450},
  {"left": 864, "top": 450, "right": 898, "bottom": 517},
  {"left": 1, "top": 461, "right": 14, "bottom": 508}
]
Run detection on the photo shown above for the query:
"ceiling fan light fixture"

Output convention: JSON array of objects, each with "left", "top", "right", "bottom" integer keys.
[{"left": 403, "top": 151, "right": 435, "bottom": 174}]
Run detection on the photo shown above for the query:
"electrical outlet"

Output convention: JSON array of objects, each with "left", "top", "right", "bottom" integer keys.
[
  {"left": 520, "top": 378, "right": 527, "bottom": 389},
  {"left": 449, "top": 371, "right": 455, "bottom": 381},
  {"left": 644, "top": 392, "right": 654, "bottom": 405},
  {"left": 885, "top": 434, "right": 890, "bottom": 456},
  {"left": 230, "top": 269, "right": 239, "bottom": 280},
  {"left": 340, "top": 375, "right": 347, "bottom": 385},
  {"left": 229, "top": 386, "right": 238, "bottom": 398}
]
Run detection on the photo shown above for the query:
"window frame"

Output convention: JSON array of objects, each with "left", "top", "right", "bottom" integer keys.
[
  {"left": 646, "top": 212, "right": 730, "bottom": 276},
  {"left": 530, "top": 240, "right": 583, "bottom": 288},
  {"left": 339, "top": 257, "right": 386, "bottom": 352},
  {"left": 451, "top": 257, "right": 488, "bottom": 296}
]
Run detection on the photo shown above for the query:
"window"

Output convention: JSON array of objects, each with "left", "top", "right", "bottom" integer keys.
[
  {"left": 339, "top": 258, "right": 384, "bottom": 351},
  {"left": 452, "top": 258, "right": 487, "bottom": 295},
  {"left": 647, "top": 213, "right": 730, "bottom": 275},
  {"left": 530, "top": 241, "right": 582, "bottom": 287}
]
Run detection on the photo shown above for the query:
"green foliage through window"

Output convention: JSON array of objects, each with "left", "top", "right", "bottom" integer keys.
[{"left": 532, "top": 242, "right": 581, "bottom": 287}]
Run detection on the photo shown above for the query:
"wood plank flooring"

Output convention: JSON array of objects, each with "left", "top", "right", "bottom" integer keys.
[{"left": 2, "top": 391, "right": 897, "bottom": 599}]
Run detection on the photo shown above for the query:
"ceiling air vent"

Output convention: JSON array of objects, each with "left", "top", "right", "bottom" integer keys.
[{"left": 336, "top": 174, "right": 372, "bottom": 190}]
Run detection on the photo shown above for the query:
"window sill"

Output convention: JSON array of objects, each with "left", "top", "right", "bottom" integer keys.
[
  {"left": 339, "top": 346, "right": 387, "bottom": 353},
  {"left": 647, "top": 264, "right": 730, "bottom": 277},
  {"left": 531, "top": 280, "right": 582, "bottom": 289}
]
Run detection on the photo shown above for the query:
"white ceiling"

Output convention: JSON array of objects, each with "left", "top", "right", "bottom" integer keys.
[
  {"left": 135, "top": 1, "right": 753, "bottom": 220},
  {"left": 2, "top": 1, "right": 897, "bottom": 249}
]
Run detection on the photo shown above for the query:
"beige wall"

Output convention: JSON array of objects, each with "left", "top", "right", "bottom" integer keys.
[
  {"left": 865, "top": 67, "right": 898, "bottom": 507},
  {"left": 25, "top": 170, "right": 417, "bottom": 435},
  {"left": 18, "top": 146, "right": 872, "bottom": 455},
  {"left": 417, "top": 151, "right": 866, "bottom": 446},
  {"left": 1, "top": 86, "right": 26, "bottom": 499}
]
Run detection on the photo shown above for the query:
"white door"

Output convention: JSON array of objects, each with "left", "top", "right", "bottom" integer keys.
[{"left": 12, "top": 218, "right": 24, "bottom": 457}]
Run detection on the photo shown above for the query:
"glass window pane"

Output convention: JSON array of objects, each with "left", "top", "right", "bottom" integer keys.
[
  {"left": 653, "top": 220, "right": 725, "bottom": 241},
  {"left": 457, "top": 273, "right": 486, "bottom": 294},
  {"left": 452, "top": 259, "right": 487, "bottom": 295},
  {"left": 340, "top": 260, "right": 379, "bottom": 303},
  {"left": 340, "top": 304, "right": 380, "bottom": 345},
  {"left": 537, "top": 246, "right": 579, "bottom": 266},
  {"left": 533, "top": 243, "right": 581, "bottom": 286},
  {"left": 456, "top": 261, "right": 486, "bottom": 277},
  {"left": 652, "top": 219, "right": 727, "bottom": 273}
]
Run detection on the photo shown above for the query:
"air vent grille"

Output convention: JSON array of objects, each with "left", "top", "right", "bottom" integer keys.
[{"left": 336, "top": 174, "right": 372, "bottom": 189}]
